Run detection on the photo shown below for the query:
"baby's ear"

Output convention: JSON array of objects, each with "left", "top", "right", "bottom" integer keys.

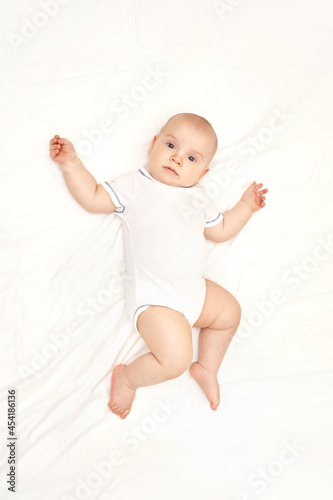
[
  {"left": 195, "top": 168, "right": 209, "bottom": 183},
  {"left": 148, "top": 135, "right": 159, "bottom": 155}
]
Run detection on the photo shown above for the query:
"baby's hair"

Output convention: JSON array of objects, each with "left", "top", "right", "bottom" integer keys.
[{"left": 159, "top": 112, "right": 218, "bottom": 159}]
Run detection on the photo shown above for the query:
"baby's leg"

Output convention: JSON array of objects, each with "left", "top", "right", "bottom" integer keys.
[
  {"left": 191, "top": 279, "right": 241, "bottom": 410},
  {"left": 108, "top": 306, "right": 193, "bottom": 419}
]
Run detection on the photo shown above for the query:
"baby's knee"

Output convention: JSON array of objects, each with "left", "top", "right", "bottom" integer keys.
[
  {"left": 224, "top": 300, "right": 241, "bottom": 334},
  {"left": 163, "top": 351, "right": 193, "bottom": 379},
  {"left": 234, "top": 300, "right": 241, "bottom": 327}
]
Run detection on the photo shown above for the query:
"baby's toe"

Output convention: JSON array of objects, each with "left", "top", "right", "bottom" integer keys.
[
  {"left": 120, "top": 410, "right": 130, "bottom": 419},
  {"left": 113, "top": 407, "right": 124, "bottom": 415}
]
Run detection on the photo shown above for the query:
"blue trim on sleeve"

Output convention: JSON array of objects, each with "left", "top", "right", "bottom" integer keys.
[
  {"left": 134, "top": 304, "right": 152, "bottom": 315},
  {"left": 206, "top": 212, "right": 223, "bottom": 227},
  {"left": 104, "top": 182, "right": 125, "bottom": 213},
  {"left": 207, "top": 212, "right": 222, "bottom": 224}
]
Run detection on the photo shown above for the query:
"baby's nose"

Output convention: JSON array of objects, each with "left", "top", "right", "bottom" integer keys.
[{"left": 171, "top": 154, "right": 182, "bottom": 166}]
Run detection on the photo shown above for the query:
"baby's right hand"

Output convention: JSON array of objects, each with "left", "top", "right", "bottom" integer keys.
[{"left": 49, "top": 135, "right": 76, "bottom": 164}]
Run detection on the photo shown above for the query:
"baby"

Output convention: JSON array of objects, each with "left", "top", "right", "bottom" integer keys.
[{"left": 49, "top": 112, "right": 268, "bottom": 419}]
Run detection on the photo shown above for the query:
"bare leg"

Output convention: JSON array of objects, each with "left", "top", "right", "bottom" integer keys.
[
  {"left": 190, "top": 324, "right": 238, "bottom": 410},
  {"left": 108, "top": 306, "right": 193, "bottom": 419},
  {"left": 190, "top": 279, "right": 241, "bottom": 410}
]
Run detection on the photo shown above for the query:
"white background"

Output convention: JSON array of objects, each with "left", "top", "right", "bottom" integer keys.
[{"left": 1, "top": 1, "right": 333, "bottom": 499}]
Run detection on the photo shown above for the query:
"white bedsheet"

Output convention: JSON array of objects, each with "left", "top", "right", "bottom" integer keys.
[{"left": 1, "top": 1, "right": 333, "bottom": 499}]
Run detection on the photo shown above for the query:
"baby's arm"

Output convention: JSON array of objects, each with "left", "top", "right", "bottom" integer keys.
[
  {"left": 204, "top": 182, "right": 268, "bottom": 242},
  {"left": 49, "top": 135, "right": 116, "bottom": 213}
]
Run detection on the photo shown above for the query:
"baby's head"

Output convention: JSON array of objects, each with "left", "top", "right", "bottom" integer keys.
[{"left": 147, "top": 113, "right": 218, "bottom": 188}]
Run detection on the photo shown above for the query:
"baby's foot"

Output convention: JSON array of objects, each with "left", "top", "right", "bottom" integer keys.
[
  {"left": 189, "top": 362, "right": 220, "bottom": 410},
  {"left": 108, "top": 364, "right": 136, "bottom": 419}
]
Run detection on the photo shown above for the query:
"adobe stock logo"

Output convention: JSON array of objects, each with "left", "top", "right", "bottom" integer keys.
[
  {"left": 62, "top": 398, "right": 179, "bottom": 500},
  {"left": 76, "top": 65, "right": 169, "bottom": 157},
  {"left": 230, "top": 231, "right": 333, "bottom": 352},
  {"left": 17, "top": 273, "right": 124, "bottom": 382},
  {"left": 236, "top": 439, "right": 306, "bottom": 499},
  {"left": 213, "top": 0, "right": 245, "bottom": 21},
  {"left": 8, "top": 0, "right": 71, "bottom": 50}
]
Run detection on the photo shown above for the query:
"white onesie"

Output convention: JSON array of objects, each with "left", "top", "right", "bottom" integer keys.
[{"left": 101, "top": 166, "right": 223, "bottom": 333}]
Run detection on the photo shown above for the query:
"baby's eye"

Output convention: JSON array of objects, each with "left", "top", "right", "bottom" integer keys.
[
  {"left": 188, "top": 156, "right": 196, "bottom": 162},
  {"left": 167, "top": 143, "right": 175, "bottom": 149}
]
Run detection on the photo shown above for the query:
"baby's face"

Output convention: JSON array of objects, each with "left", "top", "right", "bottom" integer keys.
[{"left": 147, "top": 117, "right": 216, "bottom": 188}]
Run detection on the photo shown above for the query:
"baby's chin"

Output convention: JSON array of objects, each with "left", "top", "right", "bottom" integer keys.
[{"left": 149, "top": 166, "right": 195, "bottom": 188}]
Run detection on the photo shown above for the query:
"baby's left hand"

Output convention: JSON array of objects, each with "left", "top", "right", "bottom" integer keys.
[{"left": 241, "top": 182, "right": 268, "bottom": 212}]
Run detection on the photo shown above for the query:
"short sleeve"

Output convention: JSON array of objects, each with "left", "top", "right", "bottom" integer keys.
[
  {"left": 204, "top": 197, "right": 223, "bottom": 228},
  {"left": 101, "top": 171, "right": 137, "bottom": 218}
]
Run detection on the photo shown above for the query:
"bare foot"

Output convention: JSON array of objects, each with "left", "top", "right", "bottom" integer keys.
[
  {"left": 108, "top": 364, "right": 136, "bottom": 419},
  {"left": 189, "top": 362, "right": 220, "bottom": 410}
]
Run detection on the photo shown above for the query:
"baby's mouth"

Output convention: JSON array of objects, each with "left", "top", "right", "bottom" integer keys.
[{"left": 163, "top": 166, "right": 179, "bottom": 176}]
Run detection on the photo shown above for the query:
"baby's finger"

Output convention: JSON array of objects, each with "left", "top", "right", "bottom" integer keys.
[
  {"left": 50, "top": 136, "right": 61, "bottom": 146},
  {"left": 50, "top": 145, "right": 60, "bottom": 151},
  {"left": 247, "top": 182, "right": 257, "bottom": 192}
]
